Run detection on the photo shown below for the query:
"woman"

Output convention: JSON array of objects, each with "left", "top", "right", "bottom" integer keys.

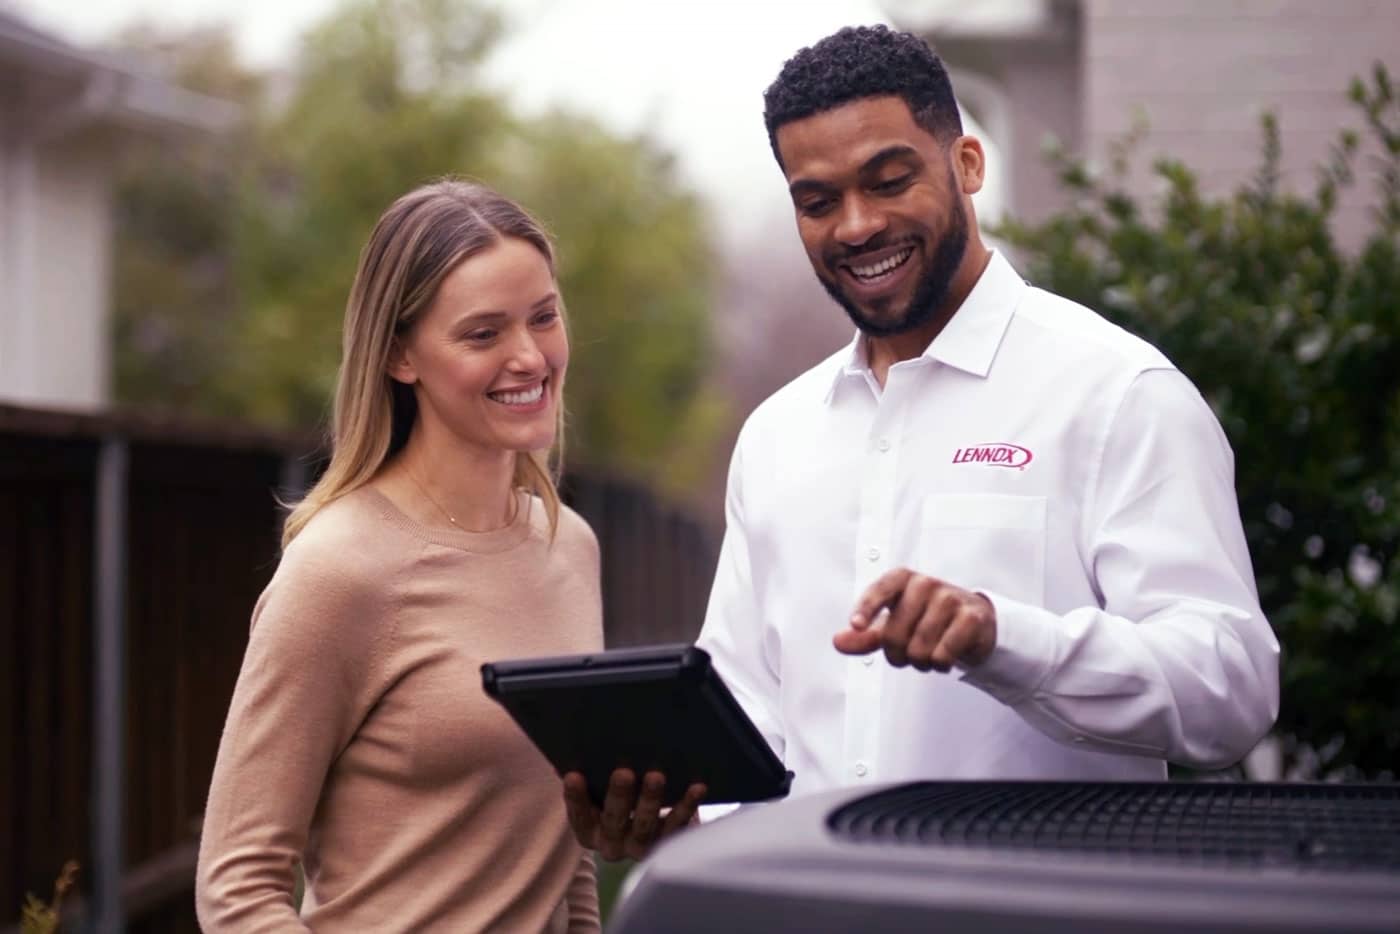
[{"left": 196, "top": 180, "right": 602, "bottom": 932}]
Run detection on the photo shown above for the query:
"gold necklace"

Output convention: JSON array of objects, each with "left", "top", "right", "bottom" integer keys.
[
  {"left": 407, "top": 467, "right": 518, "bottom": 531},
  {"left": 408, "top": 468, "right": 461, "bottom": 530}
]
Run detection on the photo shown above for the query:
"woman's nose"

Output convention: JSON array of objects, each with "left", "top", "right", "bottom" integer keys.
[{"left": 505, "top": 329, "right": 547, "bottom": 373}]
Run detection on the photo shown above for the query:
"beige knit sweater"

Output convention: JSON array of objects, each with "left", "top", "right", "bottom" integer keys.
[{"left": 196, "top": 486, "right": 603, "bottom": 932}]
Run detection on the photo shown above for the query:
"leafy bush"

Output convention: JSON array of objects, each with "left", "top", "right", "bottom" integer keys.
[{"left": 996, "top": 65, "right": 1400, "bottom": 779}]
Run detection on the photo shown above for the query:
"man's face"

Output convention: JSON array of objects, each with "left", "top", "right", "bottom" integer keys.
[{"left": 775, "top": 96, "right": 969, "bottom": 339}]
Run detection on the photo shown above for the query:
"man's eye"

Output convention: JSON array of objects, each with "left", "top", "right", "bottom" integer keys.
[
  {"left": 874, "top": 176, "right": 911, "bottom": 193},
  {"left": 800, "top": 197, "right": 836, "bottom": 217}
]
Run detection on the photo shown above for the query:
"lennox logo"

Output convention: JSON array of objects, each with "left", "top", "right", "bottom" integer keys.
[{"left": 952, "top": 443, "right": 1033, "bottom": 470}]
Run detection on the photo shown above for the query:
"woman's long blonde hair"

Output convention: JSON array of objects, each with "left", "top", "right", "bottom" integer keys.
[{"left": 282, "top": 179, "right": 565, "bottom": 548}]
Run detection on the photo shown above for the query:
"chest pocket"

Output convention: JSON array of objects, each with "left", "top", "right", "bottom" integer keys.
[{"left": 916, "top": 493, "right": 1047, "bottom": 606}]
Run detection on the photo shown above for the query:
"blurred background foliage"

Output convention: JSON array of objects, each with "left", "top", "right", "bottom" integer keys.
[
  {"left": 996, "top": 65, "right": 1400, "bottom": 780},
  {"left": 110, "top": 0, "right": 723, "bottom": 495}
]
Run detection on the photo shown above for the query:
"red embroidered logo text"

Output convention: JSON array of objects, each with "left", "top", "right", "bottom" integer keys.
[{"left": 951, "top": 443, "right": 1033, "bottom": 469}]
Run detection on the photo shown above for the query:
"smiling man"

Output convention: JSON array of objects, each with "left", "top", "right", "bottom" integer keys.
[{"left": 565, "top": 24, "right": 1281, "bottom": 861}]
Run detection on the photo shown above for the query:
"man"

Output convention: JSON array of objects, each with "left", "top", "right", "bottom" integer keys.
[{"left": 565, "top": 23, "right": 1279, "bottom": 861}]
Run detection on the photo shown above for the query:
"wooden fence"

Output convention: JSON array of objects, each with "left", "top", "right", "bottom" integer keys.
[{"left": 1, "top": 403, "right": 718, "bottom": 932}]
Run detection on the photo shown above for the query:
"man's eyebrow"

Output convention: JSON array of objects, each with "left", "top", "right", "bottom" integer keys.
[
  {"left": 787, "top": 144, "right": 924, "bottom": 197},
  {"left": 858, "top": 144, "right": 922, "bottom": 173},
  {"left": 788, "top": 177, "right": 833, "bottom": 198}
]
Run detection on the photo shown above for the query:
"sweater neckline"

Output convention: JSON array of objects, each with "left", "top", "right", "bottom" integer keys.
[{"left": 359, "top": 486, "right": 537, "bottom": 554}]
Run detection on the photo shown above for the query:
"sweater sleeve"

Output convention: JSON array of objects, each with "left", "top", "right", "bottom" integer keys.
[
  {"left": 195, "top": 539, "right": 393, "bottom": 932},
  {"left": 566, "top": 850, "right": 601, "bottom": 933}
]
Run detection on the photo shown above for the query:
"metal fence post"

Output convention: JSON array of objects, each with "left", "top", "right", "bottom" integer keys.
[{"left": 92, "top": 437, "right": 128, "bottom": 934}]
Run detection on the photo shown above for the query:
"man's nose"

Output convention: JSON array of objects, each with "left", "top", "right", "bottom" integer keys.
[{"left": 834, "top": 194, "right": 887, "bottom": 248}]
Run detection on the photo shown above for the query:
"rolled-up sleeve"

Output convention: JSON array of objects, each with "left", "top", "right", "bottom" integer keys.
[{"left": 962, "top": 368, "right": 1280, "bottom": 769}]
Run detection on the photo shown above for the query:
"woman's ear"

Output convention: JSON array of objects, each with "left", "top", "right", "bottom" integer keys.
[{"left": 386, "top": 337, "right": 417, "bottom": 385}]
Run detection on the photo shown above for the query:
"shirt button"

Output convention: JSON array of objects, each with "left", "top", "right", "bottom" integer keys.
[
  {"left": 862, "top": 655, "right": 875, "bottom": 667},
  {"left": 855, "top": 762, "right": 869, "bottom": 777},
  {"left": 866, "top": 547, "right": 880, "bottom": 561},
  {"left": 877, "top": 438, "right": 891, "bottom": 452}
]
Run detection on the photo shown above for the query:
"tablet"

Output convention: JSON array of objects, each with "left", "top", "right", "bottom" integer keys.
[{"left": 481, "top": 643, "right": 793, "bottom": 808}]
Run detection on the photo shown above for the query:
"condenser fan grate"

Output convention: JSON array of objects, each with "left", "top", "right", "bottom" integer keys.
[{"left": 828, "top": 781, "right": 1400, "bottom": 871}]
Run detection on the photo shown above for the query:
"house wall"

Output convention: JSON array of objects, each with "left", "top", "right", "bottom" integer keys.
[
  {"left": 1082, "top": 0, "right": 1400, "bottom": 249},
  {"left": 997, "top": 45, "right": 1081, "bottom": 226},
  {"left": 0, "top": 82, "right": 25, "bottom": 399},
  {"left": 32, "top": 131, "right": 113, "bottom": 408},
  {"left": 0, "top": 118, "right": 113, "bottom": 411}
]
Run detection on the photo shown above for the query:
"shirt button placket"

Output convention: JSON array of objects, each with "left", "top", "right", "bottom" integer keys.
[{"left": 844, "top": 401, "right": 901, "bottom": 791}]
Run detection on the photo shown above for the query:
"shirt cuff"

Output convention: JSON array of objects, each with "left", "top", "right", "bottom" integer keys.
[
  {"left": 698, "top": 802, "right": 741, "bottom": 824},
  {"left": 957, "top": 590, "right": 1057, "bottom": 704}
]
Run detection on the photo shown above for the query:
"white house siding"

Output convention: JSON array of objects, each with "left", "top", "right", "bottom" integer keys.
[
  {"left": 1082, "top": 0, "right": 1400, "bottom": 250},
  {"left": 0, "top": 126, "right": 112, "bottom": 411},
  {"left": 0, "top": 124, "right": 12, "bottom": 388},
  {"left": 0, "top": 10, "right": 234, "bottom": 412},
  {"left": 30, "top": 130, "right": 113, "bottom": 409},
  {"left": 0, "top": 81, "right": 22, "bottom": 399}
]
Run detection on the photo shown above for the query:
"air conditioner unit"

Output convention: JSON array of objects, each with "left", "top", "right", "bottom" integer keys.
[{"left": 607, "top": 781, "right": 1400, "bottom": 933}]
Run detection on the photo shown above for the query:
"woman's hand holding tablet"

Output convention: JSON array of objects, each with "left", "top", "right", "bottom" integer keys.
[{"left": 481, "top": 644, "right": 792, "bottom": 860}]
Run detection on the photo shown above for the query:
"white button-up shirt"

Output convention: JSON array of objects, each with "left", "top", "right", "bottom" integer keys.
[{"left": 697, "top": 251, "right": 1279, "bottom": 797}]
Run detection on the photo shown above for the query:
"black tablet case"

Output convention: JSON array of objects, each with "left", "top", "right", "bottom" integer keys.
[{"left": 481, "top": 643, "right": 793, "bottom": 807}]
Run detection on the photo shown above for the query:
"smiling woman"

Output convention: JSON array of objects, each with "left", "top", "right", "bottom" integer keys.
[
  {"left": 195, "top": 179, "right": 604, "bottom": 933},
  {"left": 386, "top": 235, "right": 570, "bottom": 513}
]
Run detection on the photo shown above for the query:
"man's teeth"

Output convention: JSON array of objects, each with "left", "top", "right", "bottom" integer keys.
[
  {"left": 491, "top": 385, "right": 544, "bottom": 405},
  {"left": 849, "top": 247, "right": 914, "bottom": 280}
]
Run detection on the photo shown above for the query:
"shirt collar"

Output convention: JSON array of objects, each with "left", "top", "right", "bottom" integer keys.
[{"left": 823, "top": 250, "right": 1025, "bottom": 404}]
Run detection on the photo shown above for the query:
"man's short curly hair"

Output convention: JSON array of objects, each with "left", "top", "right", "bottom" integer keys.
[{"left": 763, "top": 24, "right": 962, "bottom": 167}]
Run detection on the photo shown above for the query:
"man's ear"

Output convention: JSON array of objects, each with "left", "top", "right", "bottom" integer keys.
[
  {"left": 386, "top": 337, "right": 417, "bottom": 385},
  {"left": 952, "top": 135, "right": 986, "bottom": 196}
]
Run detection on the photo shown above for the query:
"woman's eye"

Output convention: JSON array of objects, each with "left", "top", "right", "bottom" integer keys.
[
  {"left": 532, "top": 310, "right": 560, "bottom": 327},
  {"left": 464, "top": 329, "right": 497, "bottom": 343}
]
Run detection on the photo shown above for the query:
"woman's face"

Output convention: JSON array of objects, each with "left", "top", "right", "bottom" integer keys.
[{"left": 391, "top": 236, "right": 567, "bottom": 458}]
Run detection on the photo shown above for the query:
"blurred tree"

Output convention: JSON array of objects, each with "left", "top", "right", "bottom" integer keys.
[
  {"left": 111, "top": 0, "right": 721, "bottom": 492},
  {"left": 109, "top": 25, "right": 261, "bottom": 414},
  {"left": 996, "top": 65, "right": 1400, "bottom": 780},
  {"left": 225, "top": 0, "right": 512, "bottom": 427}
]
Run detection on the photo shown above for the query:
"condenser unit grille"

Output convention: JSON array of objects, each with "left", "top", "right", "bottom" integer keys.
[{"left": 828, "top": 781, "right": 1400, "bottom": 871}]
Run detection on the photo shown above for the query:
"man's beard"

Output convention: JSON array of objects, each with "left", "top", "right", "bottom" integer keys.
[{"left": 817, "top": 197, "right": 970, "bottom": 339}]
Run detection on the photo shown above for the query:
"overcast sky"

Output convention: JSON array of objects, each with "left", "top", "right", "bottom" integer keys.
[{"left": 15, "top": 0, "right": 1004, "bottom": 244}]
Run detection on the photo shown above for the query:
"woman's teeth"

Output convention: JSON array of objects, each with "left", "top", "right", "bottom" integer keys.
[
  {"left": 849, "top": 246, "right": 914, "bottom": 280},
  {"left": 490, "top": 384, "right": 543, "bottom": 405}
]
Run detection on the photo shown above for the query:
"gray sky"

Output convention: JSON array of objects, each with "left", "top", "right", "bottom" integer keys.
[{"left": 16, "top": 0, "right": 1004, "bottom": 243}]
